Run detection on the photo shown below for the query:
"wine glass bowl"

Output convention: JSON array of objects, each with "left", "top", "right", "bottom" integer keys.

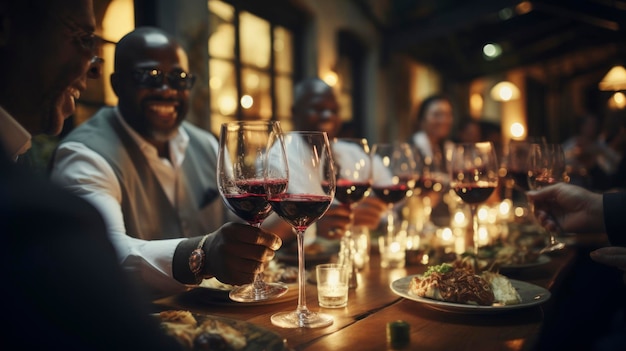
[
  {"left": 370, "top": 142, "right": 418, "bottom": 236},
  {"left": 266, "top": 131, "right": 336, "bottom": 328},
  {"left": 415, "top": 149, "right": 449, "bottom": 230},
  {"left": 449, "top": 142, "right": 499, "bottom": 255},
  {"left": 217, "top": 120, "right": 289, "bottom": 302},
  {"left": 527, "top": 143, "right": 567, "bottom": 253}
]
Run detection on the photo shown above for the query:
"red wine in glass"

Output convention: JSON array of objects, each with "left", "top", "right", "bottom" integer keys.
[
  {"left": 217, "top": 121, "right": 289, "bottom": 302},
  {"left": 268, "top": 194, "right": 332, "bottom": 234},
  {"left": 371, "top": 178, "right": 414, "bottom": 204},
  {"left": 333, "top": 180, "right": 371, "bottom": 206},
  {"left": 223, "top": 179, "right": 288, "bottom": 226},
  {"left": 268, "top": 131, "right": 336, "bottom": 329},
  {"left": 449, "top": 142, "right": 499, "bottom": 255}
]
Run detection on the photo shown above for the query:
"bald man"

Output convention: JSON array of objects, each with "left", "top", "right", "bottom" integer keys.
[
  {"left": 51, "top": 27, "right": 281, "bottom": 299},
  {"left": 268, "top": 77, "right": 386, "bottom": 239}
]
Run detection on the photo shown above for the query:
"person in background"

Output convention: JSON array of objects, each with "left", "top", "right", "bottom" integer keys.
[
  {"left": 266, "top": 77, "right": 387, "bottom": 242},
  {"left": 562, "top": 114, "right": 619, "bottom": 190},
  {"left": 408, "top": 94, "right": 455, "bottom": 159},
  {"left": 453, "top": 117, "right": 482, "bottom": 144},
  {"left": 50, "top": 27, "right": 281, "bottom": 299},
  {"left": 408, "top": 94, "right": 455, "bottom": 224},
  {"left": 527, "top": 183, "right": 626, "bottom": 350},
  {"left": 0, "top": 1, "right": 182, "bottom": 349}
]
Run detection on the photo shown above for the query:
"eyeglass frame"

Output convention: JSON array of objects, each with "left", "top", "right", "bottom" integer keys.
[
  {"left": 131, "top": 68, "right": 197, "bottom": 91},
  {"left": 57, "top": 16, "right": 105, "bottom": 62}
]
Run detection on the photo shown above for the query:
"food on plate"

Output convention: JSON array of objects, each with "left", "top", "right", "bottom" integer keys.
[
  {"left": 158, "top": 310, "right": 247, "bottom": 350},
  {"left": 408, "top": 260, "right": 522, "bottom": 306}
]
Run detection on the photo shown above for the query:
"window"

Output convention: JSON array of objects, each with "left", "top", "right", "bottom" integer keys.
[{"left": 208, "top": 0, "right": 295, "bottom": 135}]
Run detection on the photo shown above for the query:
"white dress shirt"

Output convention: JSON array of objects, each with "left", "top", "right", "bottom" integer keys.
[
  {"left": 51, "top": 108, "right": 218, "bottom": 297},
  {"left": 0, "top": 106, "right": 31, "bottom": 160}
]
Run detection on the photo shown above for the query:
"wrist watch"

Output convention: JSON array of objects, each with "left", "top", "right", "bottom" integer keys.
[{"left": 188, "top": 234, "right": 209, "bottom": 284}]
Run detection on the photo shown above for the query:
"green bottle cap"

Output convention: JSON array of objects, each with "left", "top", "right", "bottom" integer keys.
[{"left": 387, "top": 320, "right": 410, "bottom": 349}]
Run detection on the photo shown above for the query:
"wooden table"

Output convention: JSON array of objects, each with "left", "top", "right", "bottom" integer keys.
[{"left": 153, "top": 246, "right": 577, "bottom": 351}]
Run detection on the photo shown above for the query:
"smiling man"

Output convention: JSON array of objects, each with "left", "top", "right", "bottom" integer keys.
[{"left": 50, "top": 27, "right": 281, "bottom": 299}]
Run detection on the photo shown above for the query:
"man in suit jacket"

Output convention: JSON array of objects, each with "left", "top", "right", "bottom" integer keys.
[{"left": 50, "top": 27, "right": 282, "bottom": 299}]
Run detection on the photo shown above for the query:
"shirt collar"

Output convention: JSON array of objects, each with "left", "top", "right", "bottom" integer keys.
[
  {"left": 0, "top": 105, "right": 32, "bottom": 161},
  {"left": 114, "top": 107, "right": 189, "bottom": 168}
]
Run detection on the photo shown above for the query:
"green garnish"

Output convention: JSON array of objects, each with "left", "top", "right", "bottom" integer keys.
[{"left": 423, "top": 263, "right": 453, "bottom": 277}]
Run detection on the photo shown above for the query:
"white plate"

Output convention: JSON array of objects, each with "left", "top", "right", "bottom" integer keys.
[
  {"left": 390, "top": 275, "right": 551, "bottom": 314},
  {"left": 499, "top": 254, "right": 551, "bottom": 271}
]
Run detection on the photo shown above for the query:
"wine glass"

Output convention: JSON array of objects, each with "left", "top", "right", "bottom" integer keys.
[
  {"left": 527, "top": 143, "right": 567, "bottom": 254},
  {"left": 217, "top": 120, "right": 289, "bottom": 302},
  {"left": 449, "top": 142, "right": 499, "bottom": 255},
  {"left": 415, "top": 149, "right": 449, "bottom": 231},
  {"left": 330, "top": 137, "right": 372, "bottom": 287},
  {"left": 266, "top": 131, "right": 336, "bottom": 328},
  {"left": 370, "top": 142, "right": 418, "bottom": 237}
]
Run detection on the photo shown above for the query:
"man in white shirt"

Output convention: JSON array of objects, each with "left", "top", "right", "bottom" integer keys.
[{"left": 50, "top": 27, "right": 281, "bottom": 299}]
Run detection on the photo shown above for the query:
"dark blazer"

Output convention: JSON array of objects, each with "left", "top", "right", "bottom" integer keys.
[{"left": 0, "top": 147, "right": 182, "bottom": 350}]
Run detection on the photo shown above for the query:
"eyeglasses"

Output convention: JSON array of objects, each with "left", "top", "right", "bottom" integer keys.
[
  {"left": 132, "top": 68, "right": 196, "bottom": 91},
  {"left": 58, "top": 17, "right": 104, "bottom": 57}
]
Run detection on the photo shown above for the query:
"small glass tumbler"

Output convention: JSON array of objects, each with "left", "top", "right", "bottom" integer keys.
[
  {"left": 316, "top": 264, "right": 349, "bottom": 308},
  {"left": 379, "top": 234, "right": 406, "bottom": 269}
]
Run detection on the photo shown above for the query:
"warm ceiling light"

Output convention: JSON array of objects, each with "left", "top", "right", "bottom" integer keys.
[
  {"left": 490, "top": 81, "right": 521, "bottom": 101},
  {"left": 323, "top": 71, "right": 338, "bottom": 87},
  {"left": 599, "top": 65, "right": 626, "bottom": 91}
]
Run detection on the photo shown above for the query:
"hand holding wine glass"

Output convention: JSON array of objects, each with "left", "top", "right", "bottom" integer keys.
[
  {"left": 217, "top": 121, "right": 289, "bottom": 302},
  {"left": 266, "top": 131, "right": 336, "bottom": 328},
  {"left": 450, "top": 142, "right": 499, "bottom": 255},
  {"left": 527, "top": 143, "right": 568, "bottom": 254}
]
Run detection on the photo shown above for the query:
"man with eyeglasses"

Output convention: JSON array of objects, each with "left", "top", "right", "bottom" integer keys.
[
  {"left": 0, "top": 1, "right": 184, "bottom": 349},
  {"left": 50, "top": 27, "right": 282, "bottom": 299}
]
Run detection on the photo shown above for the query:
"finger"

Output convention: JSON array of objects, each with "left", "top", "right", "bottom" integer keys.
[
  {"left": 590, "top": 247, "right": 626, "bottom": 270},
  {"left": 223, "top": 223, "right": 282, "bottom": 250}
]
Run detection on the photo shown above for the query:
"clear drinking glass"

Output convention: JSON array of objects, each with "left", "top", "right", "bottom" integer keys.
[
  {"left": 527, "top": 143, "right": 567, "bottom": 254},
  {"left": 267, "top": 131, "right": 336, "bottom": 328},
  {"left": 217, "top": 120, "right": 289, "bottom": 302},
  {"left": 449, "top": 142, "right": 499, "bottom": 255}
]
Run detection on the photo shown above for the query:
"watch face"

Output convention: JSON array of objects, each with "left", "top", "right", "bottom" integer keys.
[{"left": 189, "top": 248, "right": 205, "bottom": 275}]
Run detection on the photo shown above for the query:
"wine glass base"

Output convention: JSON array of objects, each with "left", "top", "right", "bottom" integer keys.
[
  {"left": 229, "top": 282, "right": 289, "bottom": 303},
  {"left": 271, "top": 309, "right": 334, "bottom": 328},
  {"left": 539, "top": 242, "right": 566, "bottom": 255}
]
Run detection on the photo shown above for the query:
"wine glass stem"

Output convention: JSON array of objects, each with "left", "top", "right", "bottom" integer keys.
[
  {"left": 295, "top": 229, "right": 309, "bottom": 314},
  {"left": 470, "top": 204, "right": 479, "bottom": 255},
  {"left": 386, "top": 205, "right": 394, "bottom": 237},
  {"left": 250, "top": 222, "right": 266, "bottom": 291},
  {"left": 345, "top": 204, "right": 358, "bottom": 288}
]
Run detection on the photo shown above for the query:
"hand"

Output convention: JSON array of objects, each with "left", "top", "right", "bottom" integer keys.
[
  {"left": 526, "top": 183, "right": 605, "bottom": 234},
  {"left": 204, "top": 222, "right": 282, "bottom": 285},
  {"left": 315, "top": 203, "right": 351, "bottom": 239},
  {"left": 590, "top": 246, "right": 626, "bottom": 284},
  {"left": 352, "top": 196, "right": 387, "bottom": 229}
]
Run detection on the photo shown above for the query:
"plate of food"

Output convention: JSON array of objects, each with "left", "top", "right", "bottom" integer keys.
[
  {"left": 390, "top": 261, "right": 551, "bottom": 314},
  {"left": 156, "top": 310, "right": 290, "bottom": 350},
  {"left": 190, "top": 261, "right": 299, "bottom": 305},
  {"left": 499, "top": 254, "right": 551, "bottom": 272}
]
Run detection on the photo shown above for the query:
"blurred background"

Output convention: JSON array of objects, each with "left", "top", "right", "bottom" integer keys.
[{"left": 69, "top": 0, "right": 625, "bottom": 145}]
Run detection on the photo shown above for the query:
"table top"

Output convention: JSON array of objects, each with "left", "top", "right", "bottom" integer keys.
[{"left": 153, "top": 244, "right": 578, "bottom": 351}]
